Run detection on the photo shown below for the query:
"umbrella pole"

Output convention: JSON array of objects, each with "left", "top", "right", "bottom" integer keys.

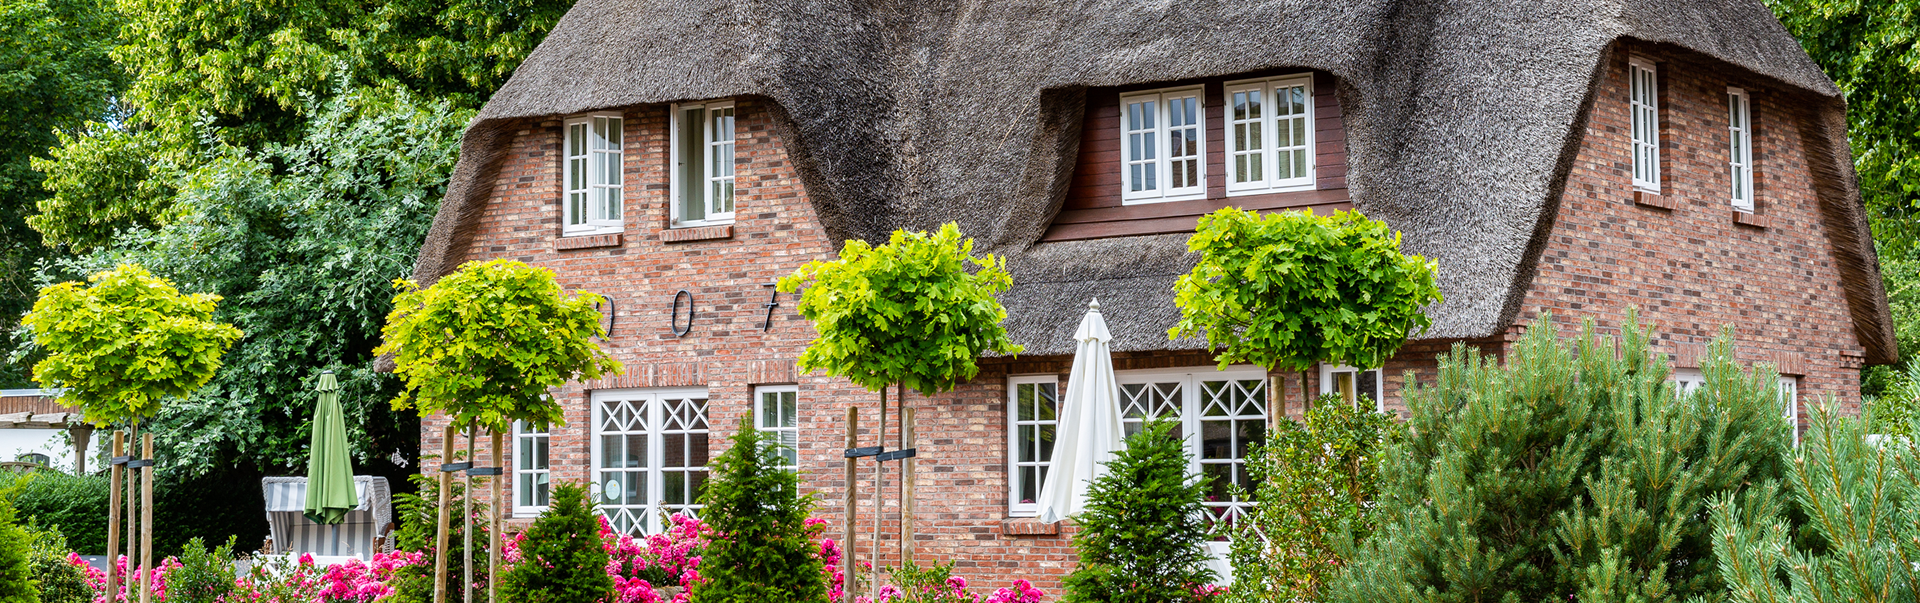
[
  {"left": 841, "top": 407, "right": 858, "bottom": 597},
  {"left": 106, "top": 431, "right": 121, "bottom": 598},
  {"left": 463, "top": 428, "right": 475, "bottom": 603},
  {"left": 490, "top": 429, "right": 504, "bottom": 603},
  {"left": 433, "top": 423, "right": 456, "bottom": 603}
]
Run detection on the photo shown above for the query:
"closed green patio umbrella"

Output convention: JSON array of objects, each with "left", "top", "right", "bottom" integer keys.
[{"left": 304, "top": 371, "right": 358, "bottom": 525}]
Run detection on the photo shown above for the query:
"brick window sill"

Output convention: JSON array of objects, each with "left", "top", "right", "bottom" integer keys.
[
  {"left": 1000, "top": 518, "right": 1060, "bottom": 537},
  {"left": 554, "top": 233, "right": 623, "bottom": 251},
  {"left": 660, "top": 224, "right": 734, "bottom": 243},
  {"left": 1632, "top": 190, "right": 1676, "bottom": 210},
  {"left": 1732, "top": 210, "right": 1770, "bottom": 229}
]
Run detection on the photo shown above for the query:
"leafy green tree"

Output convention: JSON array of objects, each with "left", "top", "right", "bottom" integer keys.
[
  {"left": 496, "top": 482, "right": 612, "bottom": 603},
  {"left": 1168, "top": 208, "right": 1440, "bottom": 394},
  {"left": 1228, "top": 395, "right": 1403, "bottom": 603},
  {"left": 1707, "top": 406, "right": 1919, "bottom": 603},
  {"left": 0, "top": 498, "right": 36, "bottom": 603},
  {"left": 1329, "top": 313, "right": 1792, "bottom": 603},
  {"left": 776, "top": 223, "right": 1022, "bottom": 396},
  {"left": 28, "top": 0, "right": 573, "bottom": 249},
  {"left": 19, "top": 263, "right": 242, "bottom": 427},
  {"left": 34, "top": 86, "right": 473, "bottom": 475},
  {"left": 1063, "top": 419, "right": 1218, "bottom": 603},
  {"left": 378, "top": 258, "right": 620, "bottom": 433},
  {"left": 0, "top": 0, "right": 123, "bottom": 388},
  {"left": 690, "top": 416, "right": 828, "bottom": 603}
]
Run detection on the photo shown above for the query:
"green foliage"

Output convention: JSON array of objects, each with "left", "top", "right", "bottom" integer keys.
[
  {"left": 0, "top": 470, "right": 106, "bottom": 554},
  {"left": 497, "top": 482, "right": 611, "bottom": 603},
  {"left": 1707, "top": 406, "right": 1919, "bottom": 603},
  {"left": 167, "top": 537, "right": 238, "bottom": 603},
  {"left": 0, "top": 466, "right": 268, "bottom": 557},
  {"left": 1169, "top": 208, "right": 1441, "bottom": 372},
  {"left": 1228, "top": 395, "right": 1402, "bottom": 603},
  {"left": 1866, "top": 358, "right": 1920, "bottom": 436},
  {"left": 378, "top": 258, "right": 620, "bottom": 432},
  {"left": 1329, "top": 312, "right": 1792, "bottom": 603},
  {"left": 0, "top": 0, "right": 124, "bottom": 387},
  {"left": 20, "top": 263, "right": 242, "bottom": 427},
  {"left": 883, "top": 559, "right": 971, "bottom": 603},
  {"left": 1063, "top": 419, "right": 1217, "bottom": 603},
  {"left": 690, "top": 416, "right": 827, "bottom": 603},
  {"left": 33, "top": 86, "right": 470, "bottom": 475},
  {"left": 27, "top": 0, "right": 573, "bottom": 246},
  {"left": 387, "top": 457, "right": 490, "bottom": 603},
  {"left": 0, "top": 498, "right": 37, "bottom": 603},
  {"left": 22, "top": 523, "right": 89, "bottom": 603}
]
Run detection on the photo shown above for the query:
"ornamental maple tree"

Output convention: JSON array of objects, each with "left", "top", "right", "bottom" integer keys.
[
  {"left": 376, "top": 258, "right": 620, "bottom": 432},
  {"left": 20, "top": 263, "right": 242, "bottom": 427}
]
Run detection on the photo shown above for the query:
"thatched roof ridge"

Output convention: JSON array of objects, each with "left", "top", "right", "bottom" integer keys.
[{"left": 411, "top": 0, "right": 1894, "bottom": 362}]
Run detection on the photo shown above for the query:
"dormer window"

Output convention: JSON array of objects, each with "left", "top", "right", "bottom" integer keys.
[
  {"left": 1120, "top": 87, "right": 1206, "bottom": 204},
  {"left": 1225, "top": 76, "right": 1315, "bottom": 195},
  {"left": 672, "top": 101, "right": 737, "bottom": 227},
  {"left": 563, "top": 115, "right": 624, "bottom": 235}
]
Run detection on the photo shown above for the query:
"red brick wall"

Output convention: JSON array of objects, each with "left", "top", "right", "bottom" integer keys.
[{"left": 1514, "top": 44, "right": 1867, "bottom": 419}]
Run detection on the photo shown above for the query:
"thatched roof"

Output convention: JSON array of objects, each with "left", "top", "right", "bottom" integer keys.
[{"left": 412, "top": 0, "right": 1894, "bottom": 362}]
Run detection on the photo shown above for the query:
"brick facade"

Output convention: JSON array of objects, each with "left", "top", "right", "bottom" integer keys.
[{"left": 424, "top": 44, "right": 1869, "bottom": 591}]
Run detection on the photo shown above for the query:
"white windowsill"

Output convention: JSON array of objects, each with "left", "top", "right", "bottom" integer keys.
[
  {"left": 562, "top": 226, "right": 625, "bottom": 237},
  {"left": 671, "top": 219, "right": 736, "bottom": 229},
  {"left": 1120, "top": 192, "right": 1209, "bottom": 206},
  {"left": 1226, "top": 181, "right": 1317, "bottom": 197}
]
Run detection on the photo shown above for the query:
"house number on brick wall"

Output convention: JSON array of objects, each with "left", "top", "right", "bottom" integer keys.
[{"left": 670, "top": 290, "right": 694, "bottom": 337}]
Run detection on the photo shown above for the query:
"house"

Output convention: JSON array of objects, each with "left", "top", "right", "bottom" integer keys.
[
  {"left": 0, "top": 389, "right": 94, "bottom": 474},
  {"left": 403, "top": 0, "right": 1894, "bottom": 587}
]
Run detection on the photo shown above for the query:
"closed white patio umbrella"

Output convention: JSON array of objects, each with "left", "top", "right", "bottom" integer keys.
[{"left": 1034, "top": 299, "right": 1127, "bottom": 524}]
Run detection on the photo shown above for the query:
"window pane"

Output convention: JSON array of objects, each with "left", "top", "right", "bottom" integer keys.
[
  {"left": 680, "top": 108, "right": 706, "bottom": 221},
  {"left": 1018, "top": 466, "right": 1037, "bottom": 504},
  {"left": 781, "top": 392, "right": 797, "bottom": 428},
  {"left": 569, "top": 124, "right": 585, "bottom": 156},
  {"left": 1202, "top": 420, "right": 1230, "bottom": 458},
  {"left": 1038, "top": 384, "right": 1057, "bottom": 421},
  {"left": 607, "top": 117, "right": 623, "bottom": 146},
  {"left": 625, "top": 434, "right": 646, "bottom": 468},
  {"left": 602, "top": 434, "right": 622, "bottom": 468},
  {"left": 1359, "top": 370, "right": 1379, "bottom": 404},
  {"left": 1017, "top": 384, "right": 1035, "bottom": 421},
  {"left": 1018, "top": 425, "right": 1036, "bottom": 462}
]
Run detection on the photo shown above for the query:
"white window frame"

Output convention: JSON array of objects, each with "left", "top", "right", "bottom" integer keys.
[
  {"left": 1223, "top": 75, "right": 1316, "bottom": 195},
  {"left": 1780, "top": 376, "right": 1799, "bottom": 447},
  {"left": 1673, "top": 368, "right": 1706, "bottom": 396},
  {"left": 1319, "top": 364, "right": 1385, "bottom": 412},
  {"left": 1110, "top": 366, "right": 1268, "bottom": 526},
  {"left": 1119, "top": 87, "right": 1207, "bottom": 205},
  {"left": 1629, "top": 58, "right": 1662, "bottom": 193},
  {"left": 1006, "top": 375, "right": 1061, "bottom": 517},
  {"left": 670, "top": 101, "right": 738, "bottom": 227},
  {"left": 562, "top": 114, "right": 625, "bottom": 235},
  {"left": 755, "top": 385, "right": 800, "bottom": 472},
  {"left": 1728, "top": 88, "right": 1755, "bottom": 212},
  {"left": 590, "top": 388, "right": 711, "bottom": 536},
  {"left": 511, "top": 420, "right": 551, "bottom": 516}
]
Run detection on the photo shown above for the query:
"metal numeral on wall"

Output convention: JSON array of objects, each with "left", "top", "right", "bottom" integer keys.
[
  {"left": 670, "top": 290, "right": 694, "bottom": 337},
  {"left": 761, "top": 283, "right": 780, "bottom": 331},
  {"left": 595, "top": 294, "right": 617, "bottom": 338}
]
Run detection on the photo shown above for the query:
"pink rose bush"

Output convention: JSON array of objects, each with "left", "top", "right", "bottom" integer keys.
[
  {"left": 74, "top": 554, "right": 183, "bottom": 603},
  {"left": 314, "top": 551, "right": 427, "bottom": 602}
]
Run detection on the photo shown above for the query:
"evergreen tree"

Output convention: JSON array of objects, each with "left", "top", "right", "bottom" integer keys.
[
  {"left": 496, "top": 483, "right": 611, "bottom": 603},
  {"left": 1063, "top": 419, "right": 1217, "bottom": 603},
  {"left": 1708, "top": 405, "right": 1919, "bottom": 603},
  {"left": 1330, "top": 312, "right": 1792, "bottom": 603},
  {"left": 690, "top": 416, "right": 827, "bottom": 603},
  {"left": 0, "top": 499, "right": 38, "bottom": 603}
]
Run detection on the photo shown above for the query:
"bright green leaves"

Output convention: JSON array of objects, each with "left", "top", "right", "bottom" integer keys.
[
  {"left": 377, "top": 259, "right": 621, "bottom": 433},
  {"left": 20, "top": 263, "right": 243, "bottom": 427},
  {"left": 777, "top": 223, "right": 1021, "bottom": 395},
  {"left": 1169, "top": 207, "right": 1441, "bottom": 372}
]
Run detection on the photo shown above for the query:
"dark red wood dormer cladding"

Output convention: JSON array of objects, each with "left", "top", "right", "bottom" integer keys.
[{"left": 1043, "top": 70, "right": 1351, "bottom": 242}]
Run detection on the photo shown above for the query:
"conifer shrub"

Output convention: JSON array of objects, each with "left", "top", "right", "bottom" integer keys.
[
  {"left": 496, "top": 482, "right": 611, "bottom": 603},
  {"left": 1228, "top": 394, "right": 1402, "bottom": 602},
  {"left": 1329, "top": 312, "right": 1793, "bottom": 603},
  {"left": 690, "top": 416, "right": 827, "bottom": 603},
  {"left": 0, "top": 498, "right": 37, "bottom": 603},
  {"left": 1063, "top": 418, "right": 1218, "bottom": 603},
  {"left": 1707, "top": 406, "right": 1919, "bottom": 603}
]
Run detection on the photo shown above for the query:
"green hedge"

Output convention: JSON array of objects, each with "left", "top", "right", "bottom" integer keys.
[{"left": 0, "top": 468, "right": 267, "bottom": 556}]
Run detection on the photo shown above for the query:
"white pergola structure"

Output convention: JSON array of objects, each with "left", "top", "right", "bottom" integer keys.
[{"left": 0, "top": 389, "right": 91, "bottom": 475}]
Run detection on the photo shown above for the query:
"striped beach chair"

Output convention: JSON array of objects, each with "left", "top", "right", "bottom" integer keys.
[{"left": 260, "top": 476, "right": 393, "bottom": 561}]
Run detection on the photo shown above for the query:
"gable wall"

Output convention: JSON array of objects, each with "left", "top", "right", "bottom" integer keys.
[{"left": 1516, "top": 44, "right": 1866, "bottom": 416}]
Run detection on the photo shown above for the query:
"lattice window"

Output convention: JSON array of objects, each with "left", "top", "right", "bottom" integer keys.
[
  {"left": 1630, "top": 58, "right": 1661, "bottom": 192},
  {"left": 513, "top": 421, "right": 550, "bottom": 513},
  {"left": 756, "top": 386, "right": 800, "bottom": 471},
  {"left": 1224, "top": 76, "right": 1315, "bottom": 194},
  {"left": 1728, "top": 88, "right": 1754, "bottom": 212},
  {"left": 1198, "top": 378, "right": 1267, "bottom": 530},
  {"left": 1120, "top": 87, "right": 1206, "bottom": 204},
  {"left": 673, "top": 102, "right": 737, "bottom": 226},
  {"left": 1008, "top": 376, "right": 1059, "bottom": 516},
  {"left": 593, "top": 389, "right": 710, "bottom": 535},
  {"left": 563, "top": 115, "right": 624, "bottom": 234}
]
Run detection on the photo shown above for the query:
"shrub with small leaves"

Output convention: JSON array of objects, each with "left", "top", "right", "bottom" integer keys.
[
  {"left": 22, "top": 524, "right": 89, "bottom": 603},
  {"left": 1062, "top": 418, "right": 1218, "bottom": 603},
  {"left": 497, "top": 482, "right": 612, "bottom": 603},
  {"left": 165, "top": 537, "right": 237, "bottom": 603}
]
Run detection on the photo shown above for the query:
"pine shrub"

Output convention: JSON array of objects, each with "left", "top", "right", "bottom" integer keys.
[
  {"left": 496, "top": 482, "right": 611, "bottom": 603},
  {"left": 1228, "top": 394, "right": 1402, "bottom": 602},
  {"left": 690, "top": 416, "right": 827, "bottom": 603},
  {"left": 1330, "top": 312, "right": 1793, "bottom": 603},
  {"left": 1707, "top": 406, "right": 1919, "bottom": 603},
  {"left": 1062, "top": 418, "right": 1217, "bottom": 603},
  {"left": 0, "top": 498, "right": 38, "bottom": 603}
]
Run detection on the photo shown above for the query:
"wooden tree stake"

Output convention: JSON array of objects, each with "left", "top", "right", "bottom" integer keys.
[
  {"left": 900, "top": 407, "right": 915, "bottom": 565},
  {"left": 140, "top": 433, "right": 154, "bottom": 603},
  {"left": 432, "top": 423, "right": 456, "bottom": 603},
  {"left": 463, "top": 428, "right": 475, "bottom": 603},
  {"left": 842, "top": 406, "right": 858, "bottom": 595},
  {"left": 106, "top": 431, "right": 122, "bottom": 598},
  {"left": 872, "top": 386, "right": 887, "bottom": 588},
  {"left": 490, "top": 429, "right": 504, "bottom": 603}
]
